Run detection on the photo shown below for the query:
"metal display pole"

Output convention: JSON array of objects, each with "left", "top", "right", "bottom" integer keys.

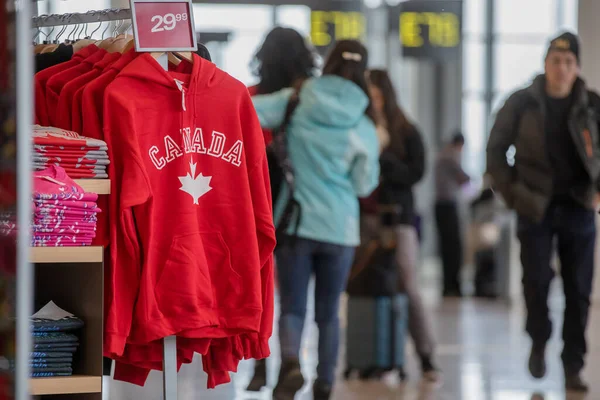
[
  {"left": 15, "top": 0, "right": 33, "bottom": 397},
  {"left": 163, "top": 336, "right": 178, "bottom": 400}
]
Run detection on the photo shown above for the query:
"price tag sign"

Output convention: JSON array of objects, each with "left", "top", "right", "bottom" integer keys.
[{"left": 130, "top": 0, "right": 198, "bottom": 52}]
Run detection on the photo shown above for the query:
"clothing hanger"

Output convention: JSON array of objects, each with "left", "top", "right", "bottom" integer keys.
[
  {"left": 172, "top": 52, "right": 193, "bottom": 63},
  {"left": 65, "top": 24, "right": 79, "bottom": 44},
  {"left": 40, "top": 44, "right": 58, "bottom": 53},
  {"left": 168, "top": 53, "right": 182, "bottom": 66},
  {"left": 97, "top": 17, "right": 116, "bottom": 49},
  {"left": 106, "top": 37, "right": 129, "bottom": 53},
  {"left": 121, "top": 38, "right": 135, "bottom": 54}
]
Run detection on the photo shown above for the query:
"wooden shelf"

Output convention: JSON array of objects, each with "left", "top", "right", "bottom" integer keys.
[
  {"left": 30, "top": 375, "right": 102, "bottom": 395},
  {"left": 74, "top": 179, "right": 110, "bottom": 195},
  {"left": 30, "top": 246, "right": 103, "bottom": 264}
]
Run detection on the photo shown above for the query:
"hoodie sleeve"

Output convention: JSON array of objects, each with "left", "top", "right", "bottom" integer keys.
[
  {"left": 349, "top": 118, "right": 381, "bottom": 197},
  {"left": 102, "top": 86, "right": 152, "bottom": 358},
  {"left": 242, "top": 90, "right": 277, "bottom": 358},
  {"left": 251, "top": 88, "right": 295, "bottom": 130}
]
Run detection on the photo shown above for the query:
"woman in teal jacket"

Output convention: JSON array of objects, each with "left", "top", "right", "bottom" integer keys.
[{"left": 252, "top": 40, "right": 380, "bottom": 400}]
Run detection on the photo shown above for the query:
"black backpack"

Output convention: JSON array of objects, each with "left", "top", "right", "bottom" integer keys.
[{"left": 267, "top": 93, "right": 302, "bottom": 244}]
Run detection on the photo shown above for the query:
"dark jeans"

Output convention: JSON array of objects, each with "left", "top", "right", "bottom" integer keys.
[
  {"left": 517, "top": 202, "right": 596, "bottom": 374},
  {"left": 435, "top": 201, "right": 463, "bottom": 294},
  {"left": 276, "top": 237, "right": 355, "bottom": 385}
]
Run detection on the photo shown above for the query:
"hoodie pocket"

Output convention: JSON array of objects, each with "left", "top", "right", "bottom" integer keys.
[
  {"left": 155, "top": 232, "right": 242, "bottom": 314},
  {"left": 155, "top": 233, "right": 216, "bottom": 315},
  {"left": 203, "top": 232, "right": 244, "bottom": 309}
]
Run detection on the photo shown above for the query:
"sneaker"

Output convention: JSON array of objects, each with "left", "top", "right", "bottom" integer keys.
[
  {"left": 246, "top": 359, "right": 267, "bottom": 392},
  {"left": 313, "top": 380, "right": 332, "bottom": 400},
  {"left": 565, "top": 372, "right": 589, "bottom": 393},
  {"left": 528, "top": 343, "right": 546, "bottom": 379},
  {"left": 273, "top": 358, "right": 304, "bottom": 400},
  {"left": 421, "top": 356, "right": 441, "bottom": 382}
]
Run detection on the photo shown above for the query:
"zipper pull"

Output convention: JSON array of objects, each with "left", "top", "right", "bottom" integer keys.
[{"left": 174, "top": 79, "right": 187, "bottom": 111}]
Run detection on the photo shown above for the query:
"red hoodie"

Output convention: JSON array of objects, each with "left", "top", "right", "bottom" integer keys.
[
  {"left": 34, "top": 45, "right": 98, "bottom": 126},
  {"left": 62, "top": 52, "right": 121, "bottom": 132},
  {"left": 102, "top": 53, "right": 275, "bottom": 362},
  {"left": 45, "top": 47, "right": 107, "bottom": 127}
]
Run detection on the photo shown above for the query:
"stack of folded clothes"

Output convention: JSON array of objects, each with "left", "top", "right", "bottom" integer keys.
[
  {"left": 30, "top": 301, "right": 84, "bottom": 378},
  {"left": 32, "top": 125, "right": 109, "bottom": 179},
  {"left": 32, "top": 166, "right": 100, "bottom": 247}
]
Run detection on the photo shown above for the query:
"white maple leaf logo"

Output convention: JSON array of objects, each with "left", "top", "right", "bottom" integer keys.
[{"left": 178, "top": 160, "right": 213, "bottom": 205}]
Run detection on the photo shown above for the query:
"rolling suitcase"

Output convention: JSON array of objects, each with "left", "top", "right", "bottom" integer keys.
[{"left": 344, "top": 294, "right": 408, "bottom": 380}]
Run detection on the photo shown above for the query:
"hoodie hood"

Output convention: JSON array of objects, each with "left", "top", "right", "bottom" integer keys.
[
  {"left": 299, "top": 75, "right": 370, "bottom": 128},
  {"left": 118, "top": 53, "right": 216, "bottom": 92}
]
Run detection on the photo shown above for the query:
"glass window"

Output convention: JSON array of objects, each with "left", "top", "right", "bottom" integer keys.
[
  {"left": 463, "top": 40, "right": 486, "bottom": 93},
  {"left": 277, "top": 5, "right": 311, "bottom": 36},
  {"left": 463, "top": 0, "right": 487, "bottom": 35},
  {"left": 561, "top": 0, "right": 579, "bottom": 32},
  {"left": 52, "top": 0, "right": 110, "bottom": 14},
  {"left": 223, "top": 34, "right": 266, "bottom": 85},
  {"left": 494, "top": 0, "right": 556, "bottom": 35},
  {"left": 494, "top": 43, "right": 545, "bottom": 93},
  {"left": 193, "top": 4, "right": 272, "bottom": 32},
  {"left": 193, "top": 4, "right": 274, "bottom": 85},
  {"left": 462, "top": 98, "right": 487, "bottom": 176}
]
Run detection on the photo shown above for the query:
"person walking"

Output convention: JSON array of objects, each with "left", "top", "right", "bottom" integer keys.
[
  {"left": 366, "top": 69, "right": 441, "bottom": 381},
  {"left": 487, "top": 32, "right": 600, "bottom": 392},
  {"left": 245, "top": 26, "right": 318, "bottom": 393},
  {"left": 251, "top": 40, "right": 380, "bottom": 400},
  {"left": 248, "top": 27, "right": 318, "bottom": 146},
  {"left": 434, "top": 133, "right": 470, "bottom": 297}
]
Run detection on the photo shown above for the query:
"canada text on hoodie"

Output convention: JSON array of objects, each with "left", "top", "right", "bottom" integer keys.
[{"left": 102, "top": 54, "right": 276, "bottom": 357}]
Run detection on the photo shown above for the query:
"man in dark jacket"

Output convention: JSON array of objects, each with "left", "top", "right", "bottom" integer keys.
[{"left": 487, "top": 32, "right": 600, "bottom": 392}]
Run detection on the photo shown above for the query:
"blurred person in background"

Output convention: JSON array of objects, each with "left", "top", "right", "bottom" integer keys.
[
  {"left": 434, "top": 132, "right": 470, "bottom": 297},
  {"left": 365, "top": 69, "right": 440, "bottom": 381},
  {"left": 248, "top": 27, "right": 318, "bottom": 146},
  {"left": 245, "top": 26, "right": 317, "bottom": 393},
  {"left": 487, "top": 32, "right": 600, "bottom": 392},
  {"left": 251, "top": 40, "right": 380, "bottom": 400}
]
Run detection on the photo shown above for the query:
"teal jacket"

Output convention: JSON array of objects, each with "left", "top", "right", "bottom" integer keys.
[{"left": 252, "top": 75, "right": 380, "bottom": 247}]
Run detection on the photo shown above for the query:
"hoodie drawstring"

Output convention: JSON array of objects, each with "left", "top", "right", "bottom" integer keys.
[{"left": 174, "top": 79, "right": 187, "bottom": 111}]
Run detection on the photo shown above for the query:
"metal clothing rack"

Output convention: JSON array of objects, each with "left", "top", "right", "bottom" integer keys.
[
  {"left": 31, "top": 9, "right": 178, "bottom": 400},
  {"left": 32, "top": 8, "right": 132, "bottom": 29}
]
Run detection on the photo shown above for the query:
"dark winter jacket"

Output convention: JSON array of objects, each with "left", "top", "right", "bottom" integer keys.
[
  {"left": 377, "top": 126, "right": 426, "bottom": 225},
  {"left": 486, "top": 75, "right": 600, "bottom": 222}
]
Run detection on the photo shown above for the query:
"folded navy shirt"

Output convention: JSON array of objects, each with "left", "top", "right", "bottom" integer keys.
[
  {"left": 33, "top": 332, "right": 79, "bottom": 344},
  {"left": 31, "top": 351, "right": 74, "bottom": 359},
  {"left": 31, "top": 317, "right": 84, "bottom": 332}
]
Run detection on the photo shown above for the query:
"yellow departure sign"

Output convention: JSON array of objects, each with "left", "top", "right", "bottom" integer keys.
[
  {"left": 390, "top": 0, "right": 462, "bottom": 61},
  {"left": 310, "top": 10, "right": 366, "bottom": 49},
  {"left": 400, "top": 11, "right": 460, "bottom": 48}
]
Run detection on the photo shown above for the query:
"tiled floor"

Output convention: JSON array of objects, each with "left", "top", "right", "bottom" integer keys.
[{"left": 106, "top": 261, "right": 600, "bottom": 400}]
